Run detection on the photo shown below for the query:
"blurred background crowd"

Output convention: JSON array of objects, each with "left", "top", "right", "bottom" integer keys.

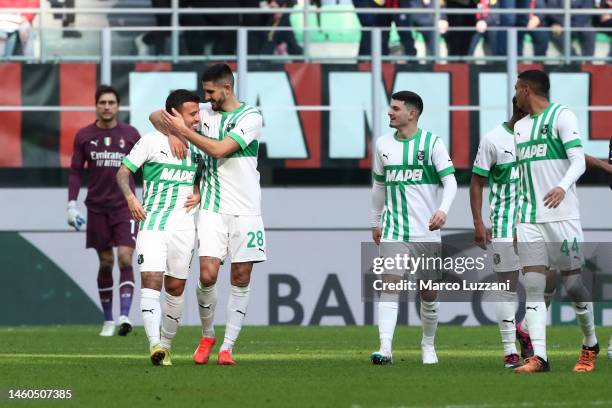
[{"left": 0, "top": 0, "right": 610, "bottom": 60}]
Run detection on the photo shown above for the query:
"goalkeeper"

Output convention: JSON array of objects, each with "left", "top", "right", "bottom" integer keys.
[{"left": 67, "top": 85, "right": 141, "bottom": 337}]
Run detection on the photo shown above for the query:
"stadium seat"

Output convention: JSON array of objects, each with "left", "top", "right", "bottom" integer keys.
[
  {"left": 289, "top": 5, "right": 326, "bottom": 44},
  {"left": 318, "top": 4, "right": 361, "bottom": 43}
]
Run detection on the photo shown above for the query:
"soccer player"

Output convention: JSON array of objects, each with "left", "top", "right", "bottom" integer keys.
[
  {"left": 151, "top": 63, "right": 266, "bottom": 366},
  {"left": 370, "top": 91, "right": 457, "bottom": 365},
  {"left": 116, "top": 89, "right": 203, "bottom": 366},
  {"left": 513, "top": 69, "right": 598, "bottom": 373},
  {"left": 67, "top": 85, "right": 140, "bottom": 336},
  {"left": 470, "top": 97, "right": 526, "bottom": 369}
]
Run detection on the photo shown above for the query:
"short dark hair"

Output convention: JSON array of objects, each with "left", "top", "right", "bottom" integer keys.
[
  {"left": 518, "top": 70, "right": 550, "bottom": 99},
  {"left": 201, "top": 63, "right": 235, "bottom": 88},
  {"left": 165, "top": 89, "right": 200, "bottom": 114},
  {"left": 392, "top": 91, "right": 423, "bottom": 116},
  {"left": 95, "top": 85, "right": 120, "bottom": 105}
]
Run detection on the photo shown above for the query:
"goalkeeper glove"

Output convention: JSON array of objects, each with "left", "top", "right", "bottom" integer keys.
[{"left": 67, "top": 200, "right": 86, "bottom": 231}]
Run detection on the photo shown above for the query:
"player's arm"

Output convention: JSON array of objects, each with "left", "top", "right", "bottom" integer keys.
[
  {"left": 429, "top": 138, "right": 457, "bottom": 231},
  {"left": 585, "top": 154, "right": 612, "bottom": 174},
  {"left": 160, "top": 108, "right": 241, "bottom": 159},
  {"left": 149, "top": 110, "right": 189, "bottom": 159},
  {"left": 67, "top": 131, "right": 86, "bottom": 231},
  {"left": 116, "top": 165, "right": 146, "bottom": 221},
  {"left": 431, "top": 174, "right": 457, "bottom": 231},
  {"left": 470, "top": 138, "right": 494, "bottom": 248},
  {"left": 184, "top": 155, "right": 204, "bottom": 212},
  {"left": 371, "top": 142, "right": 385, "bottom": 245},
  {"left": 469, "top": 174, "right": 491, "bottom": 249},
  {"left": 544, "top": 110, "right": 586, "bottom": 208},
  {"left": 117, "top": 138, "right": 151, "bottom": 221}
]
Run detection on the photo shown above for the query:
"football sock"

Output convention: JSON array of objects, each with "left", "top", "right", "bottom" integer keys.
[
  {"left": 119, "top": 266, "right": 135, "bottom": 317},
  {"left": 97, "top": 268, "right": 113, "bottom": 321},
  {"left": 562, "top": 274, "right": 597, "bottom": 347},
  {"left": 524, "top": 272, "right": 547, "bottom": 361},
  {"left": 495, "top": 290, "right": 518, "bottom": 355},
  {"left": 573, "top": 302, "right": 597, "bottom": 347},
  {"left": 421, "top": 300, "right": 439, "bottom": 347},
  {"left": 378, "top": 293, "right": 399, "bottom": 355},
  {"left": 161, "top": 292, "right": 185, "bottom": 350},
  {"left": 196, "top": 281, "right": 217, "bottom": 338},
  {"left": 140, "top": 288, "right": 161, "bottom": 347},
  {"left": 221, "top": 285, "right": 250, "bottom": 351}
]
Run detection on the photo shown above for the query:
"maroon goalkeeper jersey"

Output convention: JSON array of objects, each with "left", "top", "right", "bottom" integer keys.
[{"left": 68, "top": 121, "right": 141, "bottom": 211}]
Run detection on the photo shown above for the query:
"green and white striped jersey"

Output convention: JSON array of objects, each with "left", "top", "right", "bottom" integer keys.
[
  {"left": 372, "top": 129, "right": 455, "bottom": 242},
  {"left": 514, "top": 103, "right": 583, "bottom": 223},
  {"left": 198, "top": 102, "right": 262, "bottom": 216},
  {"left": 472, "top": 123, "right": 520, "bottom": 239},
  {"left": 122, "top": 131, "right": 201, "bottom": 231}
]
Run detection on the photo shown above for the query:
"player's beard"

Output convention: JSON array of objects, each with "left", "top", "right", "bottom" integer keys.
[{"left": 211, "top": 94, "right": 226, "bottom": 112}]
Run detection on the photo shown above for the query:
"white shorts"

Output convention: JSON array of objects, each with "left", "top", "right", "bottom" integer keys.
[
  {"left": 489, "top": 239, "right": 520, "bottom": 273},
  {"left": 378, "top": 240, "right": 443, "bottom": 280},
  {"left": 198, "top": 210, "right": 267, "bottom": 263},
  {"left": 136, "top": 229, "right": 196, "bottom": 279},
  {"left": 516, "top": 219, "right": 584, "bottom": 272}
]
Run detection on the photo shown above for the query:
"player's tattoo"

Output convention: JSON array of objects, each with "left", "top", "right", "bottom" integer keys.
[{"left": 116, "top": 165, "right": 134, "bottom": 201}]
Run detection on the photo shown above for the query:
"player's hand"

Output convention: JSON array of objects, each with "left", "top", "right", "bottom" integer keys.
[
  {"left": 169, "top": 133, "right": 188, "bottom": 160},
  {"left": 67, "top": 200, "right": 86, "bottom": 231},
  {"left": 372, "top": 226, "right": 382, "bottom": 245},
  {"left": 127, "top": 195, "right": 146, "bottom": 221},
  {"left": 474, "top": 222, "right": 491, "bottom": 250},
  {"left": 161, "top": 108, "right": 188, "bottom": 136},
  {"left": 184, "top": 192, "right": 201, "bottom": 212},
  {"left": 543, "top": 186, "right": 566, "bottom": 209},
  {"left": 438, "top": 19, "right": 449, "bottom": 34},
  {"left": 476, "top": 20, "right": 487, "bottom": 34},
  {"left": 428, "top": 210, "right": 447, "bottom": 231},
  {"left": 527, "top": 15, "right": 541, "bottom": 29}
]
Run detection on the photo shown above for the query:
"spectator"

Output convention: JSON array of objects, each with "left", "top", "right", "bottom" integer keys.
[
  {"left": 469, "top": 0, "right": 505, "bottom": 56},
  {"left": 0, "top": 0, "right": 38, "bottom": 57},
  {"left": 354, "top": 0, "right": 445, "bottom": 57},
  {"left": 516, "top": 0, "right": 548, "bottom": 57},
  {"left": 496, "top": 0, "right": 517, "bottom": 55},
  {"left": 546, "top": 0, "right": 596, "bottom": 57},
  {"left": 353, "top": 0, "right": 378, "bottom": 56},
  {"left": 240, "top": 0, "right": 267, "bottom": 55},
  {"left": 407, "top": 0, "right": 446, "bottom": 58},
  {"left": 260, "top": 0, "right": 303, "bottom": 55},
  {"left": 595, "top": 0, "right": 611, "bottom": 57},
  {"left": 180, "top": 0, "right": 239, "bottom": 56},
  {"left": 442, "top": 0, "right": 479, "bottom": 58},
  {"left": 142, "top": 0, "right": 171, "bottom": 55}
]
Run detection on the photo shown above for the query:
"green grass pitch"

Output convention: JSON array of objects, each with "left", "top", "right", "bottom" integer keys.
[{"left": 1, "top": 325, "right": 612, "bottom": 407}]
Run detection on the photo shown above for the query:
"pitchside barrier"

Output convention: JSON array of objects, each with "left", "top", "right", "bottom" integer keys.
[{"left": 1, "top": 187, "right": 611, "bottom": 326}]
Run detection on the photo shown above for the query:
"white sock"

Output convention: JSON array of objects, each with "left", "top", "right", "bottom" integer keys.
[
  {"left": 378, "top": 293, "right": 399, "bottom": 355},
  {"left": 140, "top": 288, "right": 161, "bottom": 347},
  {"left": 574, "top": 302, "right": 597, "bottom": 347},
  {"left": 196, "top": 282, "right": 217, "bottom": 338},
  {"left": 220, "top": 285, "right": 250, "bottom": 351},
  {"left": 524, "top": 272, "right": 547, "bottom": 361},
  {"left": 160, "top": 292, "right": 185, "bottom": 350},
  {"left": 495, "top": 290, "right": 518, "bottom": 355},
  {"left": 562, "top": 274, "right": 597, "bottom": 348},
  {"left": 421, "top": 300, "right": 439, "bottom": 347}
]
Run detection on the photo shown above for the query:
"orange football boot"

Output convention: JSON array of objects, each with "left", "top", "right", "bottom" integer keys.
[
  {"left": 193, "top": 337, "right": 216, "bottom": 365},
  {"left": 573, "top": 344, "right": 599, "bottom": 372},
  {"left": 217, "top": 349, "right": 235, "bottom": 366}
]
